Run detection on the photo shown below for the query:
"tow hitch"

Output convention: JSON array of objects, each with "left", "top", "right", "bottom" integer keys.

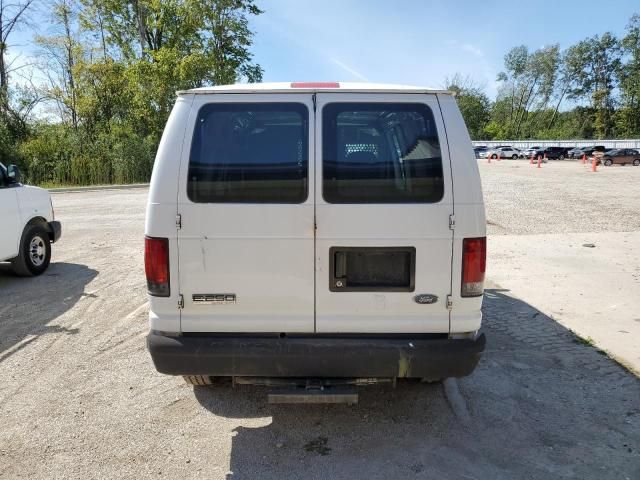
[{"left": 233, "top": 377, "right": 395, "bottom": 405}]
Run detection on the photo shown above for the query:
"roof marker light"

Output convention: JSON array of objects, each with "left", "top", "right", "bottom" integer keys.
[{"left": 290, "top": 82, "right": 340, "bottom": 88}]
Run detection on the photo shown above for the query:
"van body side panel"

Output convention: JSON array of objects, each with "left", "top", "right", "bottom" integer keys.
[
  {"left": 437, "top": 94, "right": 486, "bottom": 333},
  {"left": 177, "top": 94, "right": 316, "bottom": 333},
  {"left": 314, "top": 93, "right": 453, "bottom": 333},
  {"left": 0, "top": 187, "right": 20, "bottom": 260},
  {"left": 145, "top": 94, "right": 193, "bottom": 333}
]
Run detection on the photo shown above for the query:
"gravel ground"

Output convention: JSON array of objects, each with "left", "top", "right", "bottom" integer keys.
[
  {"left": 480, "top": 159, "right": 640, "bottom": 235},
  {"left": 0, "top": 186, "right": 639, "bottom": 479}
]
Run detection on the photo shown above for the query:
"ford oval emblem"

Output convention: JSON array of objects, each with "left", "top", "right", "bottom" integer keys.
[{"left": 414, "top": 294, "right": 438, "bottom": 305}]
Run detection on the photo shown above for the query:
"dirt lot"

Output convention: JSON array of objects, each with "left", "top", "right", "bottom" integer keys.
[
  {"left": 480, "top": 159, "right": 640, "bottom": 235},
  {"left": 0, "top": 168, "right": 639, "bottom": 479},
  {"left": 480, "top": 160, "right": 640, "bottom": 373}
]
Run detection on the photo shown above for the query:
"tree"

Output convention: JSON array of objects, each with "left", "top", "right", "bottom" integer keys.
[
  {"left": 36, "top": 0, "right": 83, "bottom": 130},
  {"left": 0, "top": 0, "right": 36, "bottom": 138},
  {"left": 495, "top": 45, "right": 560, "bottom": 138},
  {"left": 617, "top": 14, "right": 640, "bottom": 136},
  {"left": 564, "top": 33, "right": 621, "bottom": 138},
  {"left": 79, "top": 0, "right": 263, "bottom": 138},
  {"left": 445, "top": 74, "right": 490, "bottom": 139}
]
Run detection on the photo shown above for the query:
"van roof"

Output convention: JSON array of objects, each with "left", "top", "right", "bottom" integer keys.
[{"left": 177, "top": 82, "right": 453, "bottom": 95}]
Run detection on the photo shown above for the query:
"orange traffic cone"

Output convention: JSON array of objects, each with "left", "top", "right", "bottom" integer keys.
[
  {"left": 592, "top": 157, "right": 597, "bottom": 172},
  {"left": 488, "top": 154, "right": 491, "bottom": 163},
  {"left": 537, "top": 156, "right": 542, "bottom": 168},
  {"left": 530, "top": 153, "right": 534, "bottom": 164},
  {"left": 581, "top": 154, "right": 586, "bottom": 164}
]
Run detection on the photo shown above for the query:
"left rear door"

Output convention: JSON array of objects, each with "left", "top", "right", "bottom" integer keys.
[{"left": 177, "top": 94, "right": 316, "bottom": 333}]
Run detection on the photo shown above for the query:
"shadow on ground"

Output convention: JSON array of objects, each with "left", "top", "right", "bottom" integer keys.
[
  {"left": 0, "top": 262, "right": 98, "bottom": 361},
  {"left": 191, "top": 289, "right": 640, "bottom": 480}
]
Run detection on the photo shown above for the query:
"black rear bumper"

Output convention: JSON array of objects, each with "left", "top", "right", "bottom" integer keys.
[{"left": 147, "top": 331, "right": 486, "bottom": 379}]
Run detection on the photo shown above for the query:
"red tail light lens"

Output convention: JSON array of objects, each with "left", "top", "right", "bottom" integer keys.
[
  {"left": 461, "top": 237, "right": 486, "bottom": 297},
  {"left": 145, "top": 236, "right": 170, "bottom": 297}
]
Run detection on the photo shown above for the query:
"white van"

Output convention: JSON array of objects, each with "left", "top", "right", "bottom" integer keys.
[
  {"left": 0, "top": 163, "right": 61, "bottom": 276},
  {"left": 145, "top": 82, "right": 486, "bottom": 396}
]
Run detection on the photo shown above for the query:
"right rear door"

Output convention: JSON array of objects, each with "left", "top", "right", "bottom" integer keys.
[{"left": 314, "top": 93, "right": 454, "bottom": 333}]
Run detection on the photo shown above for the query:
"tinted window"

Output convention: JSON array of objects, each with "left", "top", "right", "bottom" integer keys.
[
  {"left": 323, "top": 103, "right": 444, "bottom": 203},
  {"left": 188, "top": 103, "right": 308, "bottom": 203}
]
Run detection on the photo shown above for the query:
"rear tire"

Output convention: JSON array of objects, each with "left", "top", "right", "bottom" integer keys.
[
  {"left": 559, "top": 154, "right": 565, "bottom": 160},
  {"left": 491, "top": 154, "right": 497, "bottom": 159},
  {"left": 11, "top": 224, "right": 51, "bottom": 277},
  {"left": 634, "top": 159, "right": 639, "bottom": 166},
  {"left": 512, "top": 154, "right": 518, "bottom": 159},
  {"left": 183, "top": 375, "right": 214, "bottom": 386},
  {"left": 604, "top": 159, "right": 612, "bottom": 166}
]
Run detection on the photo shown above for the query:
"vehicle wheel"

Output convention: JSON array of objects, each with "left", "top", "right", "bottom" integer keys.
[
  {"left": 559, "top": 154, "right": 565, "bottom": 160},
  {"left": 512, "top": 154, "right": 518, "bottom": 159},
  {"left": 11, "top": 224, "right": 51, "bottom": 277},
  {"left": 634, "top": 159, "right": 640, "bottom": 166},
  {"left": 183, "top": 375, "right": 215, "bottom": 386},
  {"left": 491, "top": 154, "right": 497, "bottom": 159},
  {"left": 604, "top": 159, "right": 612, "bottom": 166}
]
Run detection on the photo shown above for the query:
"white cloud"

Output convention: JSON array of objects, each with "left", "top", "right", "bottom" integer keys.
[
  {"left": 329, "top": 58, "right": 369, "bottom": 82},
  {"left": 461, "top": 43, "right": 484, "bottom": 57}
]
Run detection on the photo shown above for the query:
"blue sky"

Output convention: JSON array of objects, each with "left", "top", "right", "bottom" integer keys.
[{"left": 250, "top": 0, "right": 639, "bottom": 98}]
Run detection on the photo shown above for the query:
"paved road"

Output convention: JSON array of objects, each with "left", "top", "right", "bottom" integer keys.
[{"left": 0, "top": 187, "right": 638, "bottom": 479}]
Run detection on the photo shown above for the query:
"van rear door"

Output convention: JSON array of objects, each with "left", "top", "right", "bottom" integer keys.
[
  {"left": 177, "top": 94, "right": 315, "bottom": 333},
  {"left": 314, "top": 94, "right": 453, "bottom": 333}
]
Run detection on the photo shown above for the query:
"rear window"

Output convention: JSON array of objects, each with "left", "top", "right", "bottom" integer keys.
[
  {"left": 188, "top": 103, "right": 308, "bottom": 203},
  {"left": 322, "top": 103, "right": 444, "bottom": 203}
]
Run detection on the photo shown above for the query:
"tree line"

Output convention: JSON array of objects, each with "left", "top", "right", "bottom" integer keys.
[
  {"left": 450, "top": 13, "right": 640, "bottom": 142},
  {"left": 1, "top": 4, "right": 639, "bottom": 186},
  {"left": 0, "top": 0, "right": 262, "bottom": 186}
]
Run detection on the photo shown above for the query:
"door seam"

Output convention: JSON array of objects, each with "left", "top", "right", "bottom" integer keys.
[
  {"left": 435, "top": 94, "right": 456, "bottom": 334},
  {"left": 312, "top": 93, "right": 317, "bottom": 333}
]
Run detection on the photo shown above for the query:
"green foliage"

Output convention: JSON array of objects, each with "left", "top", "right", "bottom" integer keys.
[
  {"left": 454, "top": 17, "right": 638, "bottom": 141},
  {"left": 10, "top": 0, "right": 263, "bottom": 186},
  {"left": 446, "top": 74, "right": 491, "bottom": 140},
  {"left": 5, "top": 5, "right": 640, "bottom": 184}
]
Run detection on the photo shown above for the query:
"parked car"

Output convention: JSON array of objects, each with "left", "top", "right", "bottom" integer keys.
[
  {"left": 567, "top": 147, "right": 584, "bottom": 158},
  {"left": 541, "top": 146, "right": 570, "bottom": 160},
  {"left": 0, "top": 163, "right": 62, "bottom": 276},
  {"left": 473, "top": 146, "right": 488, "bottom": 158},
  {"left": 576, "top": 146, "right": 605, "bottom": 158},
  {"left": 522, "top": 146, "right": 542, "bottom": 158},
  {"left": 487, "top": 146, "right": 522, "bottom": 159},
  {"left": 596, "top": 148, "right": 640, "bottom": 166},
  {"left": 144, "top": 82, "right": 487, "bottom": 399}
]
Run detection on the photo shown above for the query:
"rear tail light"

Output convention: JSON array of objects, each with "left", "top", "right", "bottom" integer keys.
[
  {"left": 461, "top": 237, "right": 486, "bottom": 297},
  {"left": 145, "top": 236, "right": 170, "bottom": 297}
]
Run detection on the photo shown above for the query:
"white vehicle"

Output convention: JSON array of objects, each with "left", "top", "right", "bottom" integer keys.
[
  {"left": 145, "top": 82, "right": 486, "bottom": 399},
  {"left": 487, "top": 146, "right": 522, "bottom": 159},
  {"left": 0, "top": 163, "right": 61, "bottom": 276}
]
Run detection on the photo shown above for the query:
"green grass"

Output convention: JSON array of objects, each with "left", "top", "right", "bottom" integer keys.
[{"left": 573, "top": 336, "right": 596, "bottom": 347}]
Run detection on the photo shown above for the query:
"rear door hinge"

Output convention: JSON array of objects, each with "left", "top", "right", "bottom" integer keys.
[
  {"left": 446, "top": 295, "right": 453, "bottom": 310},
  {"left": 176, "top": 213, "right": 182, "bottom": 229},
  {"left": 178, "top": 294, "right": 184, "bottom": 309},
  {"left": 448, "top": 214, "right": 455, "bottom": 230}
]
